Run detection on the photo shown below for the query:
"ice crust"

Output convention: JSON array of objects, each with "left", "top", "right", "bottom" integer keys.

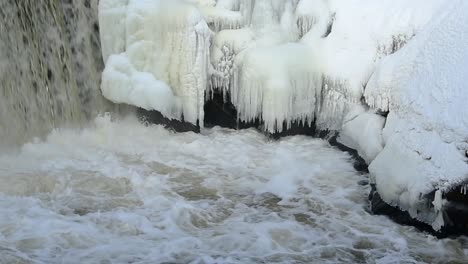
[{"left": 99, "top": 0, "right": 468, "bottom": 230}]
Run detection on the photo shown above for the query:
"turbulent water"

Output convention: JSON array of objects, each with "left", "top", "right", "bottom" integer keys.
[{"left": 0, "top": 115, "right": 466, "bottom": 264}]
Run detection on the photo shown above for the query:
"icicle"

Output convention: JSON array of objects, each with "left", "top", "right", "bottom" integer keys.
[{"left": 431, "top": 190, "right": 445, "bottom": 231}]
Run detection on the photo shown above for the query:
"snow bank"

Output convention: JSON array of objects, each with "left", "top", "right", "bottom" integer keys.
[
  {"left": 99, "top": 0, "right": 211, "bottom": 125},
  {"left": 365, "top": 0, "right": 468, "bottom": 230}
]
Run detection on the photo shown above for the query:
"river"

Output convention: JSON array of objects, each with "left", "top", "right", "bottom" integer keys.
[{"left": 0, "top": 115, "right": 466, "bottom": 264}]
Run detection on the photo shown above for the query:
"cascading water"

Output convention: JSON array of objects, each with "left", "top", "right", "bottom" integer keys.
[{"left": 0, "top": 0, "right": 123, "bottom": 149}]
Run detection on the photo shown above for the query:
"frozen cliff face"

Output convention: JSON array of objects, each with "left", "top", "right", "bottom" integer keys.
[
  {"left": 364, "top": 0, "right": 468, "bottom": 231},
  {"left": 100, "top": 0, "right": 211, "bottom": 125},
  {"left": 210, "top": 0, "right": 446, "bottom": 132},
  {"left": 99, "top": 0, "right": 445, "bottom": 131}
]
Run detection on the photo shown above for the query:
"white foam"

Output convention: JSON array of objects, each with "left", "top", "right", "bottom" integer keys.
[{"left": 0, "top": 115, "right": 465, "bottom": 263}]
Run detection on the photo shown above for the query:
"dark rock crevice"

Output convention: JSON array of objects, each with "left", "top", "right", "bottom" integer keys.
[{"left": 137, "top": 108, "right": 200, "bottom": 133}]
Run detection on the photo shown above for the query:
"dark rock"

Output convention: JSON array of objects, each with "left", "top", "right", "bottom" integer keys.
[
  {"left": 266, "top": 120, "right": 316, "bottom": 139},
  {"left": 327, "top": 133, "right": 369, "bottom": 173},
  {"left": 204, "top": 90, "right": 239, "bottom": 129},
  {"left": 137, "top": 108, "right": 200, "bottom": 133},
  {"left": 204, "top": 90, "right": 259, "bottom": 130},
  {"left": 440, "top": 183, "right": 468, "bottom": 236},
  {"left": 369, "top": 184, "right": 468, "bottom": 238},
  {"left": 368, "top": 185, "right": 438, "bottom": 235},
  {"left": 358, "top": 180, "right": 369, "bottom": 186},
  {"left": 376, "top": 109, "right": 389, "bottom": 117},
  {"left": 204, "top": 89, "right": 316, "bottom": 137}
]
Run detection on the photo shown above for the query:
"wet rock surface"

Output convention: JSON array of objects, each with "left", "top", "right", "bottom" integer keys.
[
  {"left": 138, "top": 108, "right": 200, "bottom": 133},
  {"left": 369, "top": 184, "right": 468, "bottom": 238},
  {"left": 439, "top": 183, "right": 468, "bottom": 236}
]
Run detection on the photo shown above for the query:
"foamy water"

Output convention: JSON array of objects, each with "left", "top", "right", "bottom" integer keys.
[{"left": 0, "top": 115, "right": 466, "bottom": 264}]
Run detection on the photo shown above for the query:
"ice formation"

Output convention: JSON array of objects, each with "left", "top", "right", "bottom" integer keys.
[
  {"left": 337, "top": 107, "right": 385, "bottom": 164},
  {"left": 209, "top": 0, "right": 446, "bottom": 131},
  {"left": 99, "top": 0, "right": 467, "bottom": 230},
  {"left": 99, "top": 0, "right": 445, "bottom": 130},
  {"left": 99, "top": 0, "right": 211, "bottom": 125}
]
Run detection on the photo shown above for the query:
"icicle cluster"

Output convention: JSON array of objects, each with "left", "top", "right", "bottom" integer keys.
[
  {"left": 99, "top": 0, "right": 448, "bottom": 134},
  {"left": 99, "top": 0, "right": 211, "bottom": 125}
]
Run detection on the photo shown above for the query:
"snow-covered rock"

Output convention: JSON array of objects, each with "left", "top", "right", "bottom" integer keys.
[{"left": 365, "top": 0, "right": 468, "bottom": 230}]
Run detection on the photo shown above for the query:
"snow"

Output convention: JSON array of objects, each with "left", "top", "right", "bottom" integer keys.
[{"left": 365, "top": 0, "right": 468, "bottom": 230}]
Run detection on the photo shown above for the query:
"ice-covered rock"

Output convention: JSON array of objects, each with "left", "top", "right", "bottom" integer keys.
[
  {"left": 365, "top": 0, "right": 468, "bottom": 230},
  {"left": 337, "top": 107, "right": 385, "bottom": 164},
  {"left": 101, "top": 54, "right": 178, "bottom": 118},
  {"left": 99, "top": 0, "right": 446, "bottom": 130},
  {"left": 99, "top": 0, "right": 211, "bottom": 125},
  {"left": 210, "top": 0, "right": 445, "bottom": 132}
]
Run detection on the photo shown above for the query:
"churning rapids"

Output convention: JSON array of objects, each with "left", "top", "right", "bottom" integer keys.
[{"left": 0, "top": 115, "right": 466, "bottom": 264}]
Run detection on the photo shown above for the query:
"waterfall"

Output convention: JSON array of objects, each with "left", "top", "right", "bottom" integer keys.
[{"left": 0, "top": 0, "right": 120, "bottom": 149}]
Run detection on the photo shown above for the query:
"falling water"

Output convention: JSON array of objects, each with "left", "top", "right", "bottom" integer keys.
[{"left": 0, "top": 0, "right": 122, "bottom": 149}]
